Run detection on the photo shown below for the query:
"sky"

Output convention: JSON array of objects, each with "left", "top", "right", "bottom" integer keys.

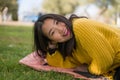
[
  {"left": 17, "top": 0, "right": 100, "bottom": 21},
  {"left": 17, "top": 0, "right": 43, "bottom": 20},
  {"left": 74, "top": 4, "right": 100, "bottom": 18},
  {"left": 17, "top": 0, "right": 43, "bottom": 14},
  {"left": 17, "top": 0, "right": 99, "bottom": 15}
]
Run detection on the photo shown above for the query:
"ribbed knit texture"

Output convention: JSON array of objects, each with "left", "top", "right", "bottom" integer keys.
[{"left": 46, "top": 18, "right": 120, "bottom": 77}]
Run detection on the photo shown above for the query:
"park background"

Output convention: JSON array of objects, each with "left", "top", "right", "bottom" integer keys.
[
  {"left": 0, "top": 0, "right": 120, "bottom": 80},
  {"left": 0, "top": 0, "right": 120, "bottom": 26}
]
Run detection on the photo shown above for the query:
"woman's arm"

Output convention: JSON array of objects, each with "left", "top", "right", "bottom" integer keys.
[{"left": 19, "top": 52, "right": 90, "bottom": 79}]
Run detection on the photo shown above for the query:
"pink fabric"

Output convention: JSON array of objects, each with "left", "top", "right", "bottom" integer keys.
[{"left": 19, "top": 52, "right": 105, "bottom": 80}]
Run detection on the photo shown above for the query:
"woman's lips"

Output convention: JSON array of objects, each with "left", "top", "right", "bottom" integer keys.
[{"left": 63, "top": 28, "right": 70, "bottom": 36}]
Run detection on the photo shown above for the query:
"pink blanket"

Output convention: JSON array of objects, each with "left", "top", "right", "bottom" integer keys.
[{"left": 19, "top": 52, "right": 106, "bottom": 80}]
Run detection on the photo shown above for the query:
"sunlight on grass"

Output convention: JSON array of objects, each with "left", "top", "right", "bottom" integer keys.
[{"left": 0, "top": 25, "right": 81, "bottom": 80}]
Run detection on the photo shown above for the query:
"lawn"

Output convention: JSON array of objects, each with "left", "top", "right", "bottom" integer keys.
[{"left": 0, "top": 25, "right": 81, "bottom": 80}]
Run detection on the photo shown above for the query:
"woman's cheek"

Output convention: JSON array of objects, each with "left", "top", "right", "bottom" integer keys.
[{"left": 54, "top": 35, "right": 62, "bottom": 41}]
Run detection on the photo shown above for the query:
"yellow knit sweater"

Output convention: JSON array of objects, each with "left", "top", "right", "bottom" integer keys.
[{"left": 46, "top": 18, "right": 120, "bottom": 76}]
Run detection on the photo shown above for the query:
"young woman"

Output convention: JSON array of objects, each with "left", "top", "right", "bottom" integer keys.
[{"left": 33, "top": 14, "right": 120, "bottom": 80}]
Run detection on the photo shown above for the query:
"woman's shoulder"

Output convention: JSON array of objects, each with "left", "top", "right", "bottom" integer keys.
[
  {"left": 72, "top": 18, "right": 89, "bottom": 24},
  {"left": 72, "top": 18, "right": 103, "bottom": 25},
  {"left": 72, "top": 18, "right": 90, "bottom": 30}
]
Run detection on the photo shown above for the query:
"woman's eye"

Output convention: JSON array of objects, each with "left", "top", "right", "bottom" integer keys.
[
  {"left": 56, "top": 21, "right": 59, "bottom": 24},
  {"left": 51, "top": 31, "right": 55, "bottom": 36}
]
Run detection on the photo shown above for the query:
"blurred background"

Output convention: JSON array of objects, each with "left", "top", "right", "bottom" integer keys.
[
  {"left": 0, "top": 0, "right": 120, "bottom": 80},
  {"left": 0, "top": 0, "right": 120, "bottom": 26}
]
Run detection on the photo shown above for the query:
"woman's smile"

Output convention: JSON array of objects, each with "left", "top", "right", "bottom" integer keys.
[{"left": 63, "top": 28, "right": 70, "bottom": 36}]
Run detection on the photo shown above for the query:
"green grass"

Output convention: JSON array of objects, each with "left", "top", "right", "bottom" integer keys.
[{"left": 0, "top": 25, "right": 81, "bottom": 80}]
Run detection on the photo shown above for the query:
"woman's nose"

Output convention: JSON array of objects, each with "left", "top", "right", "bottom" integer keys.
[{"left": 56, "top": 26, "right": 63, "bottom": 33}]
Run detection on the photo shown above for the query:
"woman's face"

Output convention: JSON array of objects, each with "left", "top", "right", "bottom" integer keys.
[{"left": 42, "top": 18, "right": 72, "bottom": 43}]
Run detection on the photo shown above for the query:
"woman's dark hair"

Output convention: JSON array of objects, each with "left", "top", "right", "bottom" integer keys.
[
  {"left": 114, "top": 67, "right": 120, "bottom": 80},
  {"left": 34, "top": 14, "right": 86, "bottom": 59}
]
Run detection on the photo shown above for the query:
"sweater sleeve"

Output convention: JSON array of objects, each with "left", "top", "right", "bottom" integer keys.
[
  {"left": 46, "top": 50, "right": 78, "bottom": 68},
  {"left": 73, "top": 19, "right": 114, "bottom": 75}
]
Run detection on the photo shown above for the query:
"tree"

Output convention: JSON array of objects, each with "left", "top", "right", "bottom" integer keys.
[
  {"left": 79, "top": 0, "right": 120, "bottom": 24},
  {"left": 94, "top": 0, "right": 120, "bottom": 24},
  {"left": 10, "top": 0, "right": 18, "bottom": 20},
  {"left": 0, "top": 0, "right": 18, "bottom": 21},
  {"left": 42, "top": 0, "right": 79, "bottom": 15}
]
